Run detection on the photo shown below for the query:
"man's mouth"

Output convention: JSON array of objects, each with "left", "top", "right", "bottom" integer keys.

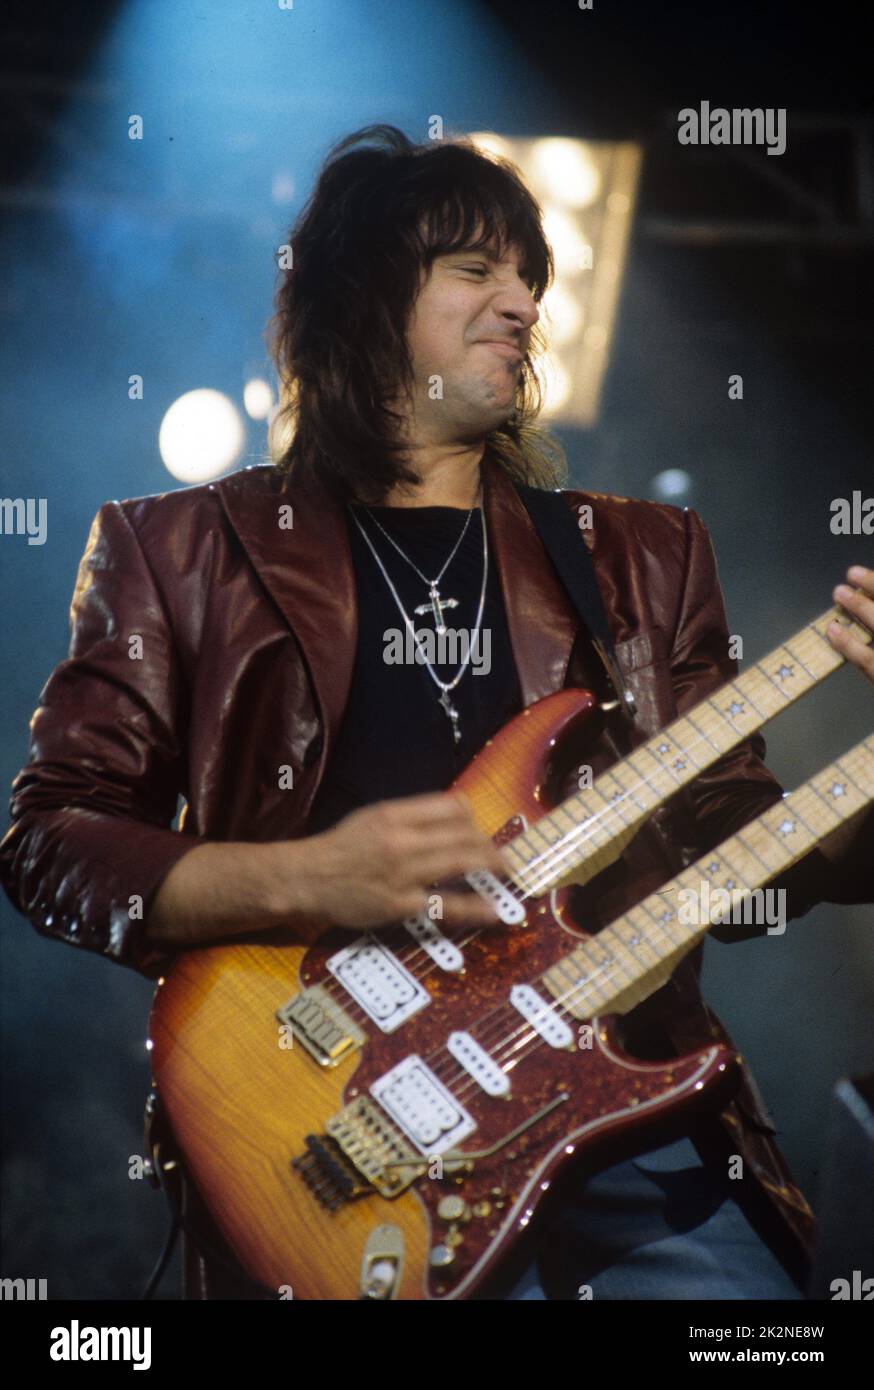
[{"left": 476, "top": 340, "right": 523, "bottom": 363}]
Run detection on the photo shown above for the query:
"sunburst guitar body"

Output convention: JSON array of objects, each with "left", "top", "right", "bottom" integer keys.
[{"left": 149, "top": 689, "right": 740, "bottom": 1300}]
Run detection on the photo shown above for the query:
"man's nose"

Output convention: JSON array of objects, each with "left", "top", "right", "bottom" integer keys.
[{"left": 495, "top": 278, "right": 539, "bottom": 333}]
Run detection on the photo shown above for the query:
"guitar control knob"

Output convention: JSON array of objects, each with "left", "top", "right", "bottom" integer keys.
[
  {"left": 437, "top": 1196, "right": 471, "bottom": 1223},
  {"left": 363, "top": 1261, "right": 397, "bottom": 1299},
  {"left": 429, "top": 1244, "right": 455, "bottom": 1268}
]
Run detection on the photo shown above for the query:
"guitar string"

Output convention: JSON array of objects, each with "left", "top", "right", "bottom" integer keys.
[
  {"left": 425, "top": 914, "right": 677, "bottom": 1097},
  {"left": 418, "top": 764, "right": 868, "bottom": 1101},
  {"left": 423, "top": 919, "right": 680, "bottom": 1105},
  {"left": 440, "top": 746, "right": 863, "bottom": 1088},
  {"left": 513, "top": 622, "right": 835, "bottom": 896},
  {"left": 495, "top": 616, "right": 839, "bottom": 896},
  {"left": 400, "top": 745, "right": 869, "bottom": 1099},
  {"left": 308, "top": 702, "right": 718, "bottom": 1014},
  {"left": 305, "top": 706, "right": 734, "bottom": 1020},
  {"left": 445, "top": 609, "right": 831, "bottom": 908},
  {"left": 302, "top": 620, "right": 837, "bottom": 1024},
  {"left": 308, "top": 748, "right": 847, "bottom": 1085},
  {"left": 294, "top": 649, "right": 863, "bottom": 1136}
]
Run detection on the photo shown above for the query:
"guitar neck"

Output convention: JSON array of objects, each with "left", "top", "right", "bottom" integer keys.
[
  {"left": 504, "top": 603, "right": 872, "bottom": 898},
  {"left": 539, "top": 732, "right": 874, "bottom": 1020}
]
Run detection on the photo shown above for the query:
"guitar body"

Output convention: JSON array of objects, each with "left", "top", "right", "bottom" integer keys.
[{"left": 149, "top": 689, "right": 740, "bottom": 1300}]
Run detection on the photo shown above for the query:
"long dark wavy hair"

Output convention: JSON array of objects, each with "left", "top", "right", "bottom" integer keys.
[{"left": 267, "top": 124, "right": 566, "bottom": 504}]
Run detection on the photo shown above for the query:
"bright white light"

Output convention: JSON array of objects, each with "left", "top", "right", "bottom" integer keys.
[
  {"left": 541, "top": 205, "right": 589, "bottom": 278},
  {"left": 531, "top": 139, "right": 601, "bottom": 209},
  {"left": 469, "top": 130, "right": 513, "bottom": 161},
  {"left": 536, "top": 351, "right": 572, "bottom": 416},
  {"left": 159, "top": 389, "right": 245, "bottom": 483},
  {"left": 541, "top": 283, "right": 584, "bottom": 347},
  {"left": 244, "top": 377, "right": 274, "bottom": 420},
  {"left": 651, "top": 469, "right": 692, "bottom": 499}
]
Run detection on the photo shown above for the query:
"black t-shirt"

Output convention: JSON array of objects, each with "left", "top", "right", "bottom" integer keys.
[{"left": 307, "top": 504, "right": 522, "bottom": 831}]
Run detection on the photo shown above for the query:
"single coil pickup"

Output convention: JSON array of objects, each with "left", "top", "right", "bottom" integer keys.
[
  {"left": 447, "top": 1031, "right": 511, "bottom": 1096},
  {"left": 465, "top": 869, "right": 527, "bottom": 924},
  {"left": 403, "top": 913, "right": 464, "bottom": 972},
  {"left": 510, "top": 984, "right": 574, "bottom": 1048}
]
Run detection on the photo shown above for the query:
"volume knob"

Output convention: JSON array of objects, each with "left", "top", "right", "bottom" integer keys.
[{"left": 437, "top": 1196, "right": 471, "bottom": 1223}]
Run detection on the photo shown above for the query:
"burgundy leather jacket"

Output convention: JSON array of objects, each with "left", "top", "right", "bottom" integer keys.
[{"left": 1, "top": 452, "right": 865, "bottom": 1291}]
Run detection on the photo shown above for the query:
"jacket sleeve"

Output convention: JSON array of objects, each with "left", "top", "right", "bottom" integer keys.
[
  {"left": 667, "top": 506, "right": 834, "bottom": 933},
  {"left": 0, "top": 500, "right": 208, "bottom": 976}
]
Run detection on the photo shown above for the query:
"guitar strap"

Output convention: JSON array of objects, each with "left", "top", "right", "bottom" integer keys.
[{"left": 514, "top": 482, "right": 638, "bottom": 726}]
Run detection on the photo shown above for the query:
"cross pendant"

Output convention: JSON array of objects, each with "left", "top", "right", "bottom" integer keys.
[
  {"left": 439, "top": 691, "right": 462, "bottom": 743},
  {"left": 415, "top": 585, "right": 458, "bottom": 636}
]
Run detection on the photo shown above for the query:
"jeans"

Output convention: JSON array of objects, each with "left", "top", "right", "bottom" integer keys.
[{"left": 498, "top": 1137, "right": 804, "bottom": 1301}]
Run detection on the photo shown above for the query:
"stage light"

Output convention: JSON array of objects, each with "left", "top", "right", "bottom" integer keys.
[
  {"left": 536, "top": 350, "right": 573, "bottom": 416},
  {"left": 542, "top": 205, "right": 591, "bottom": 279},
  {"left": 244, "top": 377, "right": 274, "bottom": 420},
  {"left": 541, "top": 283, "right": 585, "bottom": 346},
  {"left": 651, "top": 468, "right": 692, "bottom": 499},
  {"left": 158, "top": 389, "right": 245, "bottom": 483},
  {"left": 470, "top": 132, "right": 642, "bottom": 426},
  {"left": 469, "top": 130, "right": 514, "bottom": 161},
  {"left": 530, "top": 138, "right": 602, "bottom": 209}
]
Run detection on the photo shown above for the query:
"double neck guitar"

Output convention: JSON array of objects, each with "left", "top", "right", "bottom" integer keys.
[{"left": 148, "top": 599, "right": 872, "bottom": 1299}]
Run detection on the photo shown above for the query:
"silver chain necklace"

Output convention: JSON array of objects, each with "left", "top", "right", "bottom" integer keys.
[
  {"left": 350, "top": 506, "right": 489, "bottom": 744},
  {"left": 363, "top": 502, "right": 475, "bottom": 635}
]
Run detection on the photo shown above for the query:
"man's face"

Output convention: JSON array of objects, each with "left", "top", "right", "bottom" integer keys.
[{"left": 405, "top": 241, "right": 540, "bottom": 440}]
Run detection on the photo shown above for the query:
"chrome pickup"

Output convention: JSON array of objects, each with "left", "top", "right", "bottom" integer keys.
[{"left": 277, "top": 984, "right": 366, "bottom": 1067}]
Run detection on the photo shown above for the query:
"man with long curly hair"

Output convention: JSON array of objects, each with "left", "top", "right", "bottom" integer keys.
[{"left": 2, "top": 125, "right": 873, "bottom": 1301}]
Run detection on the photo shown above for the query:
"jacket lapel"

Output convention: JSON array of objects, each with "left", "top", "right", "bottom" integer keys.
[
  {"left": 483, "top": 457, "right": 580, "bottom": 705},
  {"left": 217, "top": 465, "right": 357, "bottom": 761},
  {"left": 217, "top": 455, "right": 582, "bottom": 763}
]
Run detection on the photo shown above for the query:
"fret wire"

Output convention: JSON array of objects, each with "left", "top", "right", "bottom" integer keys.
[
  {"left": 535, "top": 739, "right": 874, "bottom": 1022},
  {"left": 526, "top": 824, "right": 557, "bottom": 851},
  {"left": 804, "top": 779, "right": 853, "bottom": 826},
  {"left": 595, "top": 776, "right": 639, "bottom": 826},
  {"left": 623, "top": 905, "right": 671, "bottom": 959},
  {"left": 759, "top": 800, "right": 818, "bottom": 852},
  {"left": 727, "top": 679, "right": 767, "bottom": 722},
  {"left": 733, "top": 828, "right": 786, "bottom": 879},
  {"left": 639, "top": 743, "right": 687, "bottom": 786},
  {"left": 610, "top": 924, "right": 664, "bottom": 969},
  {"left": 684, "top": 711, "right": 723, "bottom": 756},
  {"left": 703, "top": 843, "right": 754, "bottom": 892},
  {"left": 638, "top": 897, "right": 684, "bottom": 947},
  {"left": 757, "top": 656, "right": 798, "bottom": 702},
  {"left": 603, "top": 934, "right": 642, "bottom": 981},
  {"left": 587, "top": 934, "right": 637, "bottom": 989},
  {"left": 508, "top": 625, "right": 871, "bottom": 894},
  {"left": 786, "top": 641, "right": 828, "bottom": 678},
  {"left": 624, "top": 752, "right": 661, "bottom": 789},
  {"left": 701, "top": 700, "right": 739, "bottom": 746}
]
